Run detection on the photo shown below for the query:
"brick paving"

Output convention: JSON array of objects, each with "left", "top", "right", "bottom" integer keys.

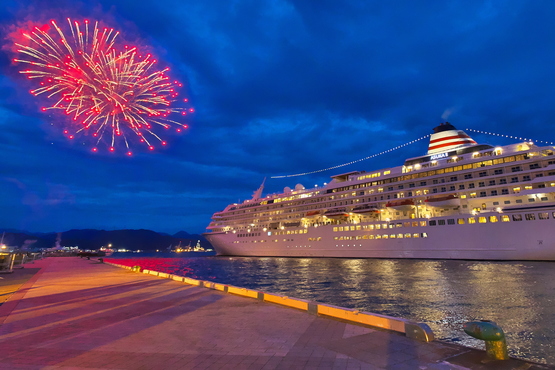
[{"left": 0, "top": 257, "right": 552, "bottom": 369}]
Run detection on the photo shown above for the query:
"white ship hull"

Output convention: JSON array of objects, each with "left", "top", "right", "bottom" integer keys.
[{"left": 205, "top": 212, "right": 555, "bottom": 260}]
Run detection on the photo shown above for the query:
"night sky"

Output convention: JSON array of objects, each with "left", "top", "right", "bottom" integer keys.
[{"left": 2, "top": 0, "right": 555, "bottom": 235}]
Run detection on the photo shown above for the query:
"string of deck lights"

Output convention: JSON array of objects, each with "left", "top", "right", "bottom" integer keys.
[
  {"left": 465, "top": 128, "right": 555, "bottom": 145},
  {"left": 271, "top": 134, "right": 432, "bottom": 178}
]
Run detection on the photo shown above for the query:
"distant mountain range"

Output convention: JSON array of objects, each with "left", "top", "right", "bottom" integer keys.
[{"left": 0, "top": 229, "right": 210, "bottom": 251}]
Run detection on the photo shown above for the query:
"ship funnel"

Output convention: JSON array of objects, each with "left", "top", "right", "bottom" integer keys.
[{"left": 427, "top": 122, "right": 477, "bottom": 155}]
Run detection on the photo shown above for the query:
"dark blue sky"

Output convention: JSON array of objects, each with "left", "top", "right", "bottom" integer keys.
[{"left": 2, "top": 0, "right": 555, "bottom": 234}]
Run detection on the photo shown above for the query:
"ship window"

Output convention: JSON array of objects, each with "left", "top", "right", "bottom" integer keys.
[
  {"left": 493, "top": 202, "right": 499, "bottom": 205},
  {"left": 502, "top": 189, "right": 509, "bottom": 195},
  {"left": 516, "top": 199, "right": 523, "bottom": 203},
  {"left": 489, "top": 180, "right": 496, "bottom": 186},
  {"left": 413, "top": 233, "right": 420, "bottom": 238},
  {"left": 523, "top": 175, "right": 531, "bottom": 181},
  {"left": 395, "top": 223, "right": 402, "bottom": 228},
  {"left": 397, "top": 233, "right": 403, "bottom": 238},
  {"left": 494, "top": 169, "right": 504, "bottom": 175},
  {"left": 468, "top": 217, "right": 476, "bottom": 224},
  {"left": 447, "top": 219, "right": 455, "bottom": 225},
  {"left": 525, "top": 213, "right": 536, "bottom": 220},
  {"left": 530, "top": 163, "right": 541, "bottom": 169},
  {"left": 489, "top": 216, "right": 498, "bottom": 223},
  {"left": 478, "top": 182, "right": 485, "bottom": 187},
  {"left": 375, "top": 224, "right": 381, "bottom": 230},
  {"left": 390, "top": 234, "right": 396, "bottom": 239},
  {"left": 457, "top": 218, "right": 465, "bottom": 224},
  {"left": 502, "top": 215, "right": 510, "bottom": 222},
  {"left": 541, "top": 197, "right": 548, "bottom": 201},
  {"left": 491, "top": 190, "right": 498, "bottom": 196},
  {"left": 441, "top": 187, "right": 446, "bottom": 192},
  {"left": 404, "top": 233, "right": 412, "bottom": 238},
  {"left": 510, "top": 177, "right": 519, "bottom": 183},
  {"left": 479, "top": 192, "right": 487, "bottom": 197},
  {"left": 438, "top": 220, "right": 446, "bottom": 225},
  {"left": 420, "top": 181, "right": 427, "bottom": 186},
  {"left": 429, "top": 220, "right": 437, "bottom": 226},
  {"left": 420, "top": 221, "right": 427, "bottom": 226},
  {"left": 382, "top": 235, "right": 389, "bottom": 239},
  {"left": 421, "top": 233, "right": 428, "bottom": 238},
  {"left": 479, "top": 172, "right": 487, "bottom": 177},
  {"left": 512, "top": 214, "right": 523, "bottom": 221},
  {"left": 499, "top": 179, "right": 507, "bottom": 184},
  {"left": 389, "top": 224, "right": 394, "bottom": 229},
  {"left": 432, "top": 189, "right": 438, "bottom": 193},
  {"left": 511, "top": 166, "right": 522, "bottom": 172},
  {"left": 459, "top": 185, "right": 465, "bottom": 190},
  {"left": 478, "top": 217, "right": 487, "bottom": 223},
  {"left": 539, "top": 212, "right": 549, "bottom": 220},
  {"left": 528, "top": 198, "right": 535, "bottom": 202},
  {"left": 464, "top": 174, "right": 473, "bottom": 179},
  {"left": 469, "top": 183, "right": 475, "bottom": 189},
  {"left": 409, "top": 183, "right": 415, "bottom": 188},
  {"left": 450, "top": 176, "right": 458, "bottom": 181}
]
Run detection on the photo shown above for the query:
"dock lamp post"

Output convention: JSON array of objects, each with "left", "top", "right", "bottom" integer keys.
[{"left": 463, "top": 320, "right": 508, "bottom": 361}]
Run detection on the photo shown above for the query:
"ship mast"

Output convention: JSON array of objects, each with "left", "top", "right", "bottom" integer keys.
[{"left": 251, "top": 177, "right": 266, "bottom": 200}]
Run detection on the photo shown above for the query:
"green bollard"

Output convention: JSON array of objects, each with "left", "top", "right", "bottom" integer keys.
[{"left": 463, "top": 320, "right": 508, "bottom": 361}]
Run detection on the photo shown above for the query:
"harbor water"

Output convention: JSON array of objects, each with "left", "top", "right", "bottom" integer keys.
[{"left": 107, "top": 253, "right": 555, "bottom": 365}]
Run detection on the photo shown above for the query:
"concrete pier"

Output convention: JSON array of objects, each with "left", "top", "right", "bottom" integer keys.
[{"left": 0, "top": 257, "right": 552, "bottom": 370}]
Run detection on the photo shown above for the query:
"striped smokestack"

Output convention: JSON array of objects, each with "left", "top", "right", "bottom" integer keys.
[{"left": 427, "top": 122, "right": 477, "bottom": 155}]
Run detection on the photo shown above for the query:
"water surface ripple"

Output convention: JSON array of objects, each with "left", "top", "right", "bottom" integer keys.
[{"left": 108, "top": 254, "right": 555, "bottom": 364}]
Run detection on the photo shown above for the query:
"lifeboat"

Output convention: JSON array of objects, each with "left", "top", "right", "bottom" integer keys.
[
  {"left": 323, "top": 208, "right": 349, "bottom": 219},
  {"left": 352, "top": 204, "right": 380, "bottom": 215},
  {"left": 305, "top": 210, "right": 321, "bottom": 217},
  {"left": 424, "top": 194, "right": 460, "bottom": 208},
  {"left": 385, "top": 199, "right": 415, "bottom": 211}
]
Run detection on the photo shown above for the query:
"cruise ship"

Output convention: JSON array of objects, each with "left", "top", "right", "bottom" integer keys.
[{"left": 204, "top": 123, "right": 555, "bottom": 260}]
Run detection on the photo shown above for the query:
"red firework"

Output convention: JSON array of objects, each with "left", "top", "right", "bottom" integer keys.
[{"left": 12, "top": 18, "right": 193, "bottom": 155}]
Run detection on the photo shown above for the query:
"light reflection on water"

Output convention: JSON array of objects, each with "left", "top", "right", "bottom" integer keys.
[{"left": 109, "top": 254, "right": 555, "bottom": 364}]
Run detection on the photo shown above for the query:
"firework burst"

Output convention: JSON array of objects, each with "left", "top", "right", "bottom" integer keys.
[{"left": 12, "top": 18, "right": 193, "bottom": 155}]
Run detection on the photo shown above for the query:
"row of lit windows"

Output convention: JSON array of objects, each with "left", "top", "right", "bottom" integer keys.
[
  {"left": 357, "top": 170, "right": 392, "bottom": 181},
  {"left": 237, "top": 233, "right": 262, "bottom": 238},
  {"left": 427, "top": 212, "right": 554, "bottom": 225},
  {"left": 335, "top": 233, "right": 429, "bottom": 240},
  {"left": 333, "top": 221, "right": 428, "bottom": 232},
  {"left": 270, "top": 229, "right": 308, "bottom": 235}
]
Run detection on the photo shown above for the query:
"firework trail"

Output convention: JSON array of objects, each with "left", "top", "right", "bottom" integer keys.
[{"left": 12, "top": 18, "right": 193, "bottom": 155}]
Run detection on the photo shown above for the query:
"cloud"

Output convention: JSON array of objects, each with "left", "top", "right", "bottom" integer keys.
[{"left": 2, "top": 0, "right": 555, "bottom": 234}]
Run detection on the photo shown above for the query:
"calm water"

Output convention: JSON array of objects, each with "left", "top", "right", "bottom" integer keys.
[{"left": 107, "top": 253, "right": 555, "bottom": 364}]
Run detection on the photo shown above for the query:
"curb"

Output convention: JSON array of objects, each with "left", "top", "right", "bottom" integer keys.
[{"left": 106, "top": 261, "right": 434, "bottom": 342}]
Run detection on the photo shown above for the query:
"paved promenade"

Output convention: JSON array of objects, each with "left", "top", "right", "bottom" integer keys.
[{"left": 0, "top": 257, "right": 552, "bottom": 370}]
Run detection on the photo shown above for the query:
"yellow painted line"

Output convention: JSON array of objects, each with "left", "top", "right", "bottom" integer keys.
[
  {"left": 263, "top": 293, "right": 309, "bottom": 310},
  {"left": 317, "top": 303, "right": 406, "bottom": 332},
  {"left": 227, "top": 286, "right": 259, "bottom": 299}
]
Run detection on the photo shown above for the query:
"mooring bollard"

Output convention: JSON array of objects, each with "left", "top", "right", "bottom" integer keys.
[{"left": 463, "top": 320, "right": 508, "bottom": 361}]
